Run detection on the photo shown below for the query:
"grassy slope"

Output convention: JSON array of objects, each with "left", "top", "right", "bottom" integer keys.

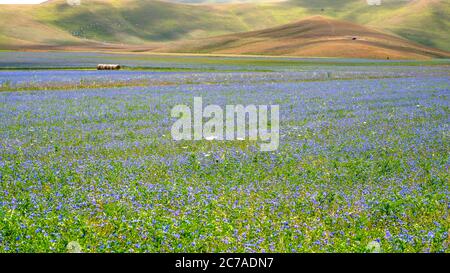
[
  {"left": 0, "top": 0, "right": 448, "bottom": 53},
  {"left": 159, "top": 16, "right": 450, "bottom": 59},
  {"left": 33, "top": 0, "right": 255, "bottom": 42},
  {"left": 0, "top": 6, "right": 84, "bottom": 48},
  {"left": 225, "top": 0, "right": 450, "bottom": 51}
]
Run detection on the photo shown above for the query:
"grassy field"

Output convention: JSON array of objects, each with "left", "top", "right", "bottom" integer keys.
[
  {"left": 0, "top": 53, "right": 449, "bottom": 253},
  {"left": 1, "top": 51, "right": 449, "bottom": 70}
]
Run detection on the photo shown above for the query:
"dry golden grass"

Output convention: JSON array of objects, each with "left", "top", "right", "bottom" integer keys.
[{"left": 157, "top": 16, "right": 450, "bottom": 60}]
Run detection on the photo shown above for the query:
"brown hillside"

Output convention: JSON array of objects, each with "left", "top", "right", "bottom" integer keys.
[{"left": 158, "top": 16, "right": 450, "bottom": 59}]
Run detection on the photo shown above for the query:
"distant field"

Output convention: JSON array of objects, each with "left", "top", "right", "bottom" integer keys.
[
  {"left": 1, "top": 52, "right": 450, "bottom": 71},
  {"left": 0, "top": 53, "right": 449, "bottom": 252}
]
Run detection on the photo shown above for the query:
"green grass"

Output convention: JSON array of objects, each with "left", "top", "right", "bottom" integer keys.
[
  {"left": 0, "top": 66, "right": 274, "bottom": 73},
  {"left": 1, "top": 53, "right": 449, "bottom": 74},
  {"left": 108, "top": 55, "right": 450, "bottom": 67}
]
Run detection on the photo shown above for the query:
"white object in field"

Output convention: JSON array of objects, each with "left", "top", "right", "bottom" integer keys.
[
  {"left": 367, "top": 0, "right": 381, "bottom": 5},
  {"left": 67, "top": 0, "right": 81, "bottom": 6},
  {"left": 366, "top": 240, "right": 382, "bottom": 253},
  {"left": 67, "top": 241, "right": 82, "bottom": 253}
]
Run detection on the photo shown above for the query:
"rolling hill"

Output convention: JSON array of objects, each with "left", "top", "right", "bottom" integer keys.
[
  {"left": 0, "top": 0, "right": 448, "bottom": 58},
  {"left": 158, "top": 16, "right": 450, "bottom": 59}
]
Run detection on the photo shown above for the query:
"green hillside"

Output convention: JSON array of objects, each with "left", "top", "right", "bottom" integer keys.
[
  {"left": 0, "top": 0, "right": 448, "bottom": 52},
  {"left": 227, "top": 0, "right": 450, "bottom": 51}
]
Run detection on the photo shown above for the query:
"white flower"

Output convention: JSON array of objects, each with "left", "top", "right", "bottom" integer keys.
[
  {"left": 366, "top": 240, "right": 382, "bottom": 253},
  {"left": 67, "top": 241, "right": 82, "bottom": 253}
]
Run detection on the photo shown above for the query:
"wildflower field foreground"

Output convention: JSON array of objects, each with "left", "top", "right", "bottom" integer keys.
[{"left": 0, "top": 53, "right": 449, "bottom": 253}]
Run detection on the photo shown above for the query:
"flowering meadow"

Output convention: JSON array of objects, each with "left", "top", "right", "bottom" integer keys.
[{"left": 0, "top": 54, "right": 449, "bottom": 253}]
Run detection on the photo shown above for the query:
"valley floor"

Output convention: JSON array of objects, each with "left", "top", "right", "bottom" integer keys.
[{"left": 0, "top": 52, "right": 449, "bottom": 252}]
